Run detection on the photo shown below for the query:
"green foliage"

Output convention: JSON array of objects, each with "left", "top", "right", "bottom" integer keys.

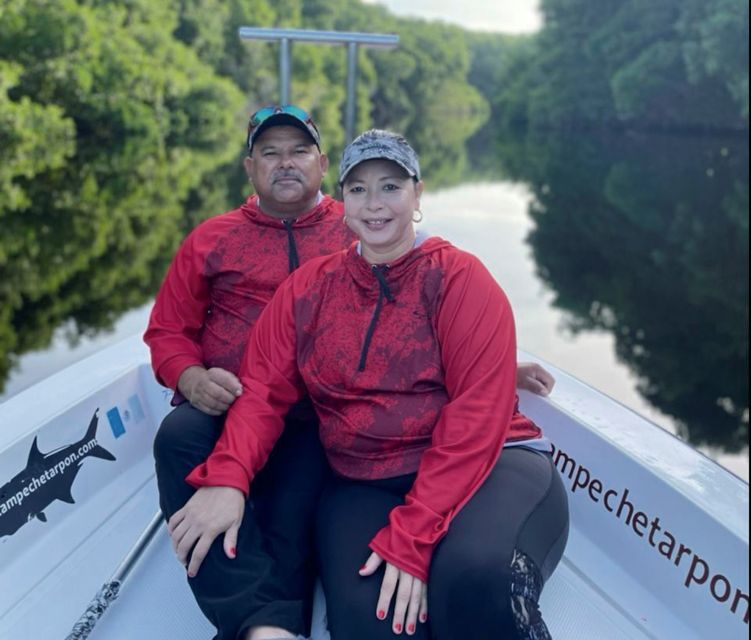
[
  {"left": 0, "top": 0, "right": 490, "bottom": 392},
  {"left": 0, "top": 62, "right": 75, "bottom": 213},
  {"left": 471, "top": 0, "right": 749, "bottom": 131},
  {"left": 678, "top": 0, "right": 750, "bottom": 117},
  {"left": 0, "top": 0, "right": 245, "bottom": 386},
  {"left": 462, "top": 2, "right": 748, "bottom": 450}
]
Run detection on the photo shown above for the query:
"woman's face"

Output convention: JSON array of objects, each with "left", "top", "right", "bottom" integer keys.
[{"left": 342, "top": 159, "right": 424, "bottom": 264}]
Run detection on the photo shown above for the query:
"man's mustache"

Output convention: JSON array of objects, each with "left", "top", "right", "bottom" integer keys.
[{"left": 272, "top": 171, "right": 303, "bottom": 182}]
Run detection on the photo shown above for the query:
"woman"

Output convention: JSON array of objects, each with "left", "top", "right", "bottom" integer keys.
[{"left": 173, "top": 130, "right": 569, "bottom": 639}]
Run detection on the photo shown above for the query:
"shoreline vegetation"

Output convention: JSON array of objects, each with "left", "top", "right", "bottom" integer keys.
[{"left": 0, "top": 0, "right": 748, "bottom": 451}]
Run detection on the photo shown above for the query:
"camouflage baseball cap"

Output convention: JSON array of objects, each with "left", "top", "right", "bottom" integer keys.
[{"left": 339, "top": 129, "right": 421, "bottom": 185}]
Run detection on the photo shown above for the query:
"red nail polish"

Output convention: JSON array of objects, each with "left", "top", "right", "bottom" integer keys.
[
  {"left": 394, "top": 623, "right": 402, "bottom": 633},
  {"left": 420, "top": 614, "right": 427, "bottom": 623},
  {"left": 360, "top": 564, "right": 367, "bottom": 571},
  {"left": 230, "top": 547, "right": 237, "bottom": 557},
  {"left": 187, "top": 571, "right": 195, "bottom": 578},
  {"left": 377, "top": 610, "right": 386, "bottom": 620},
  {"left": 408, "top": 624, "right": 415, "bottom": 633}
]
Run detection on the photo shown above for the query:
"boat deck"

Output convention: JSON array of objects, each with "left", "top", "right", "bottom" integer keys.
[
  {"left": 4, "top": 474, "right": 656, "bottom": 640},
  {"left": 0, "top": 337, "right": 747, "bottom": 639}
]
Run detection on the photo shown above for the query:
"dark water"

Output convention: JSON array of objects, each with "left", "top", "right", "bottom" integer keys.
[
  {"left": 0, "top": 129, "right": 747, "bottom": 478},
  {"left": 483, "top": 131, "right": 749, "bottom": 456}
]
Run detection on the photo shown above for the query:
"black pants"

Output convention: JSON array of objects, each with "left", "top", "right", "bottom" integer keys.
[
  {"left": 316, "top": 448, "right": 569, "bottom": 640},
  {"left": 153, "top": 402, "right": 329, "bottom": 640}
]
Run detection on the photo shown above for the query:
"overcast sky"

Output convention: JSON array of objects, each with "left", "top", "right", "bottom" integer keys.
[{"left": 361, "top": 0, "right": 543, "bottom": 34}]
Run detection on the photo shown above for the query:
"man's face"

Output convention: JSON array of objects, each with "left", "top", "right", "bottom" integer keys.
[{"left": 244, "top": 126, "right": 329, "bottom": 216}]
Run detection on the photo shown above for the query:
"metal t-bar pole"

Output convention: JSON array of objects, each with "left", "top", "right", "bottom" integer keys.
[
  {"left": 239, "top": 27, "right": 399, "bottom": 142},
  {"left": 345, "top": 42, "right": 359, "bottom": 144},
  {"left": 279, "top": 37, "right": 291, "bottom": 104}
]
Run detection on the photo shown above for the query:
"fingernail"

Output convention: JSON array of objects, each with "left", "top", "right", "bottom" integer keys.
[
  {"left": 230, "top": 547, "right": 237, "bottom": 558},
  {"left": 187, "top": 571, "right": 195, "bottom": 578},
  {"left": 377, "top": 610, "right": 386, "bottom": 620},
  {"left": 359, "top": 564, "right": 367, "bottom": 572},
  {"left": 408, "top": 624, "right": 415, "bottom": 634},
  {"left": 394, "top": 623, "right": 402, "bottom": 633},
  {"left": 420, "top": 614, "right": 427, "bottom": 623}
]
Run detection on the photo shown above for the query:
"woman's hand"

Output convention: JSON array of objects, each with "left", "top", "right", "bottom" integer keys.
[
  {"left": 359, "top": 551, "right": 428, "bottom": 635},
  {"left": 168, "top": 485, "right": 245, "bottom": 577}
]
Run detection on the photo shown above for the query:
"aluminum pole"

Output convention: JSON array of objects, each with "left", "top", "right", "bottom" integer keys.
[
  {"left": 238, "top": 28, "right": 399, "bottom": 130},
  {"left": 345, "top": 42, "right": 359, "bottom": 144},
  {"left": 240, "top": 27, "right": 399, "bottom": 49},
  {"left": 279, "top": 37, "right": 291, "bottom": 104}
]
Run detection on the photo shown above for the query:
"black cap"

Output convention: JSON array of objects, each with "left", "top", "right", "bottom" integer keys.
[{"left": 247, "top": 105, "right": 321, "bottom": 152}]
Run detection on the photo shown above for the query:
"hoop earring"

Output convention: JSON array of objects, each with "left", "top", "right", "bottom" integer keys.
[
  {"left": 413, "top": 210, "right": 423, "bottom": 224},
  {"left": 342, "top": 215, "right": 348, "bottom": 225}
]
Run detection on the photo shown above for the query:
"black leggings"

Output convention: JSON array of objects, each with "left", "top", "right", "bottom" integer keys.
[
  {"left": 316, "top": 447, "right": 569, "bottom": 640},
  {"left": 153, "top": 402, "right": 329, "bottom": 640}
]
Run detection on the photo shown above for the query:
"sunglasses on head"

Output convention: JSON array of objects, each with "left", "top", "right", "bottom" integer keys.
[{"left": 247, "top": 105, "right": 318, "bottom": 147}]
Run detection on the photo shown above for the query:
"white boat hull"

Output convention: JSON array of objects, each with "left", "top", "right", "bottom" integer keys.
[{"left": 0, "top": 335, "right": 747, "bottom": 639}]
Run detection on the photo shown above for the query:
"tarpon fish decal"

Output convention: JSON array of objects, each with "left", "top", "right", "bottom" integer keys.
[{"left": 0, "top": 410, "right": 115, "bottom": 538}]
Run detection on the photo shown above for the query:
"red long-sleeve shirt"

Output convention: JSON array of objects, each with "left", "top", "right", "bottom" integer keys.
[
  {"left": 187, "top": 237, "right": 543, "bottom": 581},
  {"left": 143, "top": 195, "right": 352, "bottom": 398}
]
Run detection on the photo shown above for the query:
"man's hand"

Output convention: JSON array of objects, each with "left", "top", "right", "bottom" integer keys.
[
  {"left": 360, "top": 552, "right": 428, "bottom": 636},
  {"left": 178, "top": 366, "right": 243, "bottom": 416},
  {"left": 517, "top": 362, "right": 556, "bottom": 396},
  {"left": 168, "top": 486, "right": 245, "bottom": 577}
]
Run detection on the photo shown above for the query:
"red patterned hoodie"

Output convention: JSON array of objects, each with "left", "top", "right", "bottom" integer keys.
[
  {"left": 144, "top": 195, "right": 353, "bottom": 399},
  {"left": 187, "top": 236, "right": 543, "bottom": 581}
]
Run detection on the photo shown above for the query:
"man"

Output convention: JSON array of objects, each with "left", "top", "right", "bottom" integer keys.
[{"left": 145, "top": 105, "right": 555, "bottom": 640}]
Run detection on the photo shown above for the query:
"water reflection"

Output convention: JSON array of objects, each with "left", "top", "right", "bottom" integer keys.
[
  {"left": 482, "top": 130, "right": 749, "bottom": 452},
  {"left": 0, "top": 133, "right": 240, "bottom": 392}
]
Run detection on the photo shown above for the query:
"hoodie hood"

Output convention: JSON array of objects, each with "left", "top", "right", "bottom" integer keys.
[
  {"left": 240, "top": 194, "right": 345, "bottom": 272},
  {"left": 345, "top": 235, "right": 452, "bottom": 298}
]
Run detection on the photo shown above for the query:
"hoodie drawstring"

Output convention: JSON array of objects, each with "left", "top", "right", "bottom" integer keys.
[
  {"left": 358, "top": 265, "right": 395, "bottom": 372},
  {"left": 283, "top": 220, "right": 300, "bottom": 272}
]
